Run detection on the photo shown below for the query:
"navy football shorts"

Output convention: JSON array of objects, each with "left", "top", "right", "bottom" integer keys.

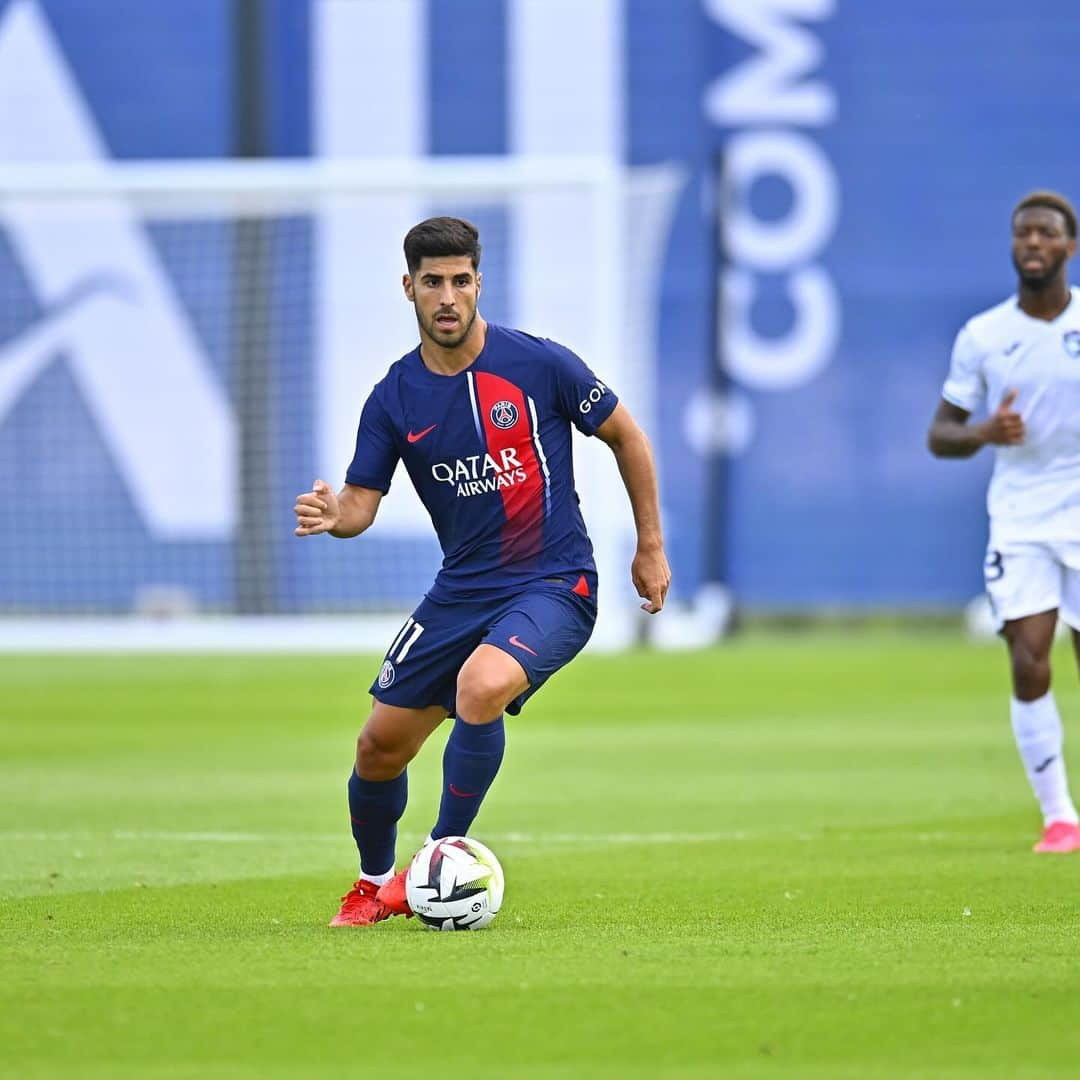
[{"left": 368, "top": 580, "right": 597, "bottom": 716}]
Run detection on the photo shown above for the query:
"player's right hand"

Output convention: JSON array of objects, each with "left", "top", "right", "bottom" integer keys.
[
  {"left": 982, "top": 388, "right": 1025, "bottom": 446},
  {"left": 294, "top": 479, "right": 341, "bottom": 536}
]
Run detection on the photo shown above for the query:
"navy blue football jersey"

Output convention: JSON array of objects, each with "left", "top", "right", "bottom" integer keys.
[{"left": 345, "top": 324, "right": 618, "bottom": 601}]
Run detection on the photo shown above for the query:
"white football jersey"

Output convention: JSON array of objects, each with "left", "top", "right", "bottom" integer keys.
[{"left": 942, "top": 286, "right": 1080, "bottom": 542}]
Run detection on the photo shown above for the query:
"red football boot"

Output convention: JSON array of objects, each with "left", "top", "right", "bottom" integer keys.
[
  {"left": 1033, "top": 820, "right": 1080, "bottom": 854},
  {"left": 375, "top": 868, "right": 413, "bottom": 917},
  {"left": 328, "top": 879, "right": 392, "bottom": 926}
]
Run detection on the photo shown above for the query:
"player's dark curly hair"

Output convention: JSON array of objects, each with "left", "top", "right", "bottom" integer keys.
[
  {"left": 1013, "top": 190, "right": 1078, "bottom": 238},
  {"left": 403, "top": 217, "right": 482, "bottom": 275}
]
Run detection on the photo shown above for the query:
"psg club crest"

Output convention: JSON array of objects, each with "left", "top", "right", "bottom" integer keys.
[
  {"left": 490, "top": 400, "right": 519, "bottom": 429},
  {"left": 378, "top": 660, "right": 395, "bottom": 688},
  {"left": 1064, "top": 331, "right": 1080, "bottom": 358}
]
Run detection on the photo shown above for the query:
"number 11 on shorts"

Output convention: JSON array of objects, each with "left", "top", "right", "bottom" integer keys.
[{"left": 388, "top": 618, "right": 425, "bottom": 663}]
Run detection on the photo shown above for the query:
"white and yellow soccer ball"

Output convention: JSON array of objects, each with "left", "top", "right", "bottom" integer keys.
[{"left": 405, "top": 836, "right": 504, "bottom": 931}]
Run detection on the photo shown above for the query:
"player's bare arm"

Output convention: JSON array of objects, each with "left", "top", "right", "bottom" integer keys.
[
  {"left": 595, "top": 403, "right": 671, "bottom": 614},
  {"left": 293, "top": 480, "right": 382, "bottom": 538},
  {"left": 927, "top": 390, "right": 1025, "bottom": 458}
]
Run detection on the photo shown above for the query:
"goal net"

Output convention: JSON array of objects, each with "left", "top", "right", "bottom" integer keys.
[{"left": 0, "top": 157, "right": 643, "bottom": 649}]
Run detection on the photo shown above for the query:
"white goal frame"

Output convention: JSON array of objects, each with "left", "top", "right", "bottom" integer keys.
[{"left": 0, "top": 155, "right": 642, "bottom": 652}]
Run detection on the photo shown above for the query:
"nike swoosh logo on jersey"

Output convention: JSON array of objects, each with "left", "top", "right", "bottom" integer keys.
[
  {"left": 1035, "top": 755, "right": 1057, "bottom": 774},
  {"left": 1003, "top": 341, "right": 1021, "bottom": 356},
  {"left": 448, "top": 783, "right": 479, "bottom": 798},
  {"left": 407, "top": 424, "right": 437, "bottom": 443},
  {"left": 508, "top": 635, "right": 538, "bottom": 656}
]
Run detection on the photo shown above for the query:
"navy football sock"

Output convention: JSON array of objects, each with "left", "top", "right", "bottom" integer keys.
[
  {"left": 348, "top": 768, "right": 408, "bottom": 879},
  {"left": 431, "top": 716, "right": 506, "bottom": 839}
]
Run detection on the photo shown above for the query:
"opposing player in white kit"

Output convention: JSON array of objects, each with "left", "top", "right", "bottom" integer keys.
[{"left": 929, "top": 190, "right": 1080, "bottom": 853}]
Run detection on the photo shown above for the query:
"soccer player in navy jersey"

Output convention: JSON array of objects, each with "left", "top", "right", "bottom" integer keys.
[{"left": 294, "top": 217, "right": 670, "bottom": 925}]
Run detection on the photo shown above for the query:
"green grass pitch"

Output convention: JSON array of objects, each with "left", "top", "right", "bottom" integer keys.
[{"left": 4, "top": 631, "right": 1080, "bottom": 1078}]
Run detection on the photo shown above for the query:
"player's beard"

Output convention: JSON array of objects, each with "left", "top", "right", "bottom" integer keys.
[
  {"left": 417, "top": 304, "right": 478, "bottom": 350},
  {"left": 1013, "top": 250, "right": 1068, "bottom": 291}
]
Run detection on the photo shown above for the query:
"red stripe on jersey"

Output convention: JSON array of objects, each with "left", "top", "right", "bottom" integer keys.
[{"left": 474, "top": 371, "right": 545, "bottom": 563}]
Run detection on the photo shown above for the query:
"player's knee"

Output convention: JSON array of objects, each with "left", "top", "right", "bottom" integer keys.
[
  {"left": 1011, "top": 652, "right": 1051, "bottom": 700},
  {"left": 455, "top": 672, "right": 511, "bottom": 725},
  {"left": 355, "top": 727, "right": 409, "bottom": 780}
]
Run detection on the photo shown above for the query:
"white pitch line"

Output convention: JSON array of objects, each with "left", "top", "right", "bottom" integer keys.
[
  {"left": 492, "top": 831, "right": 746, "bottom": 845},
  {"left": 115, "top": 829, "right": 749, "bottom": 845},
  {"left": 111, "top": 830, "right": 263, "bottom": 843},
  {"left": 3, "top": 828, "right": 751, "bottom": 846}
]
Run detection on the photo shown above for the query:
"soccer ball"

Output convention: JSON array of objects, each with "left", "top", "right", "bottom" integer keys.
[{"left": 405, "top": 836, "right": 504, "bottom": 931}]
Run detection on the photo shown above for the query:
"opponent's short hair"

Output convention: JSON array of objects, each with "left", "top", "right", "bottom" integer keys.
[
  {"left": 1012, "top": 190, "right": 1078, "bottom": 238},
  {"left": 403, "top": 217, "right": 482, "bottom": 275}
]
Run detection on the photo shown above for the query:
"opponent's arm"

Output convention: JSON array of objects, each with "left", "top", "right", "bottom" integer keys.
[
  {"left": 594, "top": 403, "right": 671, "bottom": 614},
  {"left": 294, "top": 480, "right": 382, "bottom": 538},
  {"left": 927, "top": 390, "right": 1024, "bottom": 458}
]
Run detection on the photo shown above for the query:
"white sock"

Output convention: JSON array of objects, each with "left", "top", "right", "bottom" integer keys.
[
  {"left": 359, "top": 866, "right": 395, "bottom": 887},
  {"left": 1011, "top": 693, "right": 1079, "bottom": 825}
]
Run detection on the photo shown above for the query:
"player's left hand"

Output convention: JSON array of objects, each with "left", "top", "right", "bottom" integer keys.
[{"left": 632, "top": 545, "right": 671, "bottom": 614}]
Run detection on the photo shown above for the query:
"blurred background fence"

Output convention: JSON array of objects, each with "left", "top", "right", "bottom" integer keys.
[{"left": 1, "top": 0, "right": 1078, "bottom": 648}]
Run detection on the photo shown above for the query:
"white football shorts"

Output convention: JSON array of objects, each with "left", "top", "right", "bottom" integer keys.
[{"left": 984, "top": 539, "right": 1080, "bottom": 632}]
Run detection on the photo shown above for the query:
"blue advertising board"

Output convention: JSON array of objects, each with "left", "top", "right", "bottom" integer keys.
[{"left": 2, "top": 0, "right": 1079, "bottom": 613}]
